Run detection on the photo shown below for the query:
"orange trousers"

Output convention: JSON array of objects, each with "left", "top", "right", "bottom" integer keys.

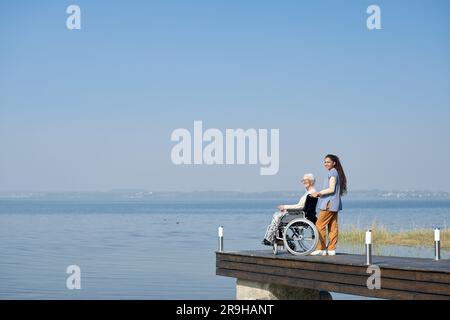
[{"left": 316, "top": 201, "right": 338, "bottom": 250}]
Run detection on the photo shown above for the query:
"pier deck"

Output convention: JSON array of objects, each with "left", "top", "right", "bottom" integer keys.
[{"left": 216, "top": 250, "right": 450, "bottom": 299}]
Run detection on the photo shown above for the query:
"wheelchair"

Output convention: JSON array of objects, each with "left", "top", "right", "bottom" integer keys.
[{"left": 272, "top": 195, "right": 319, "bottom": 256}]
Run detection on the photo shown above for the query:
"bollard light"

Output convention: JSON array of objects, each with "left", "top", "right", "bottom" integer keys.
[
  {"left": 365, "top": 229, "right": 372, "bottom": 266},
  {"left": 218, "top": 226, "right": 224, "bottom": 252},
  {"left": 434, "top": 227, "right": 441, "bottom": 261}
]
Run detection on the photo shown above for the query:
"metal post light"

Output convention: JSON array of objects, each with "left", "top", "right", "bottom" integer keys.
[
  {"left": 434, "top": 227, "right": 441, "bottom": 261},
  {"left": 218, "top": 226, "right": 224, "bottom": 252},
  {"left": 365, "top": 229, "right": 372, "bottom": 266}
]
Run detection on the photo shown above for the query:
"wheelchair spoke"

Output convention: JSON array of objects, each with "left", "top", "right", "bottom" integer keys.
[{"left": 283, "top": 219, "right": 318, "bottom": 255}]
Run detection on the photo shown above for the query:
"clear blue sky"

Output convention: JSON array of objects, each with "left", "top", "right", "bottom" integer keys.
[{"left": 1, "top": 0, "right": 449, "bottom": 192}]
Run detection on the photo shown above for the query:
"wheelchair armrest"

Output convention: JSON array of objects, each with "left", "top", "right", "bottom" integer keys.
[{"left": 286, "top": 209, "right": 304, "bottom": 215}]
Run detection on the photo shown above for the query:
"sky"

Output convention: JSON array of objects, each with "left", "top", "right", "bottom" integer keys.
[{"left": 1, "top": 0, "right": 450, "bottom": 192}]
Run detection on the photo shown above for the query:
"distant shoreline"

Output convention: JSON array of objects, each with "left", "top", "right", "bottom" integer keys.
[{"left": 0, "top": 190, "right": 449, "bottom": 201}]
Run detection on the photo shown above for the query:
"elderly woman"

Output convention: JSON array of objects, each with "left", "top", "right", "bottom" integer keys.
[{"left": 262, "top": 173, "right": 316, "bottom": 246}]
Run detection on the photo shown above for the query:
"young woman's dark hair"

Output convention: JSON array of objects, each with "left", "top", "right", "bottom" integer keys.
[{"left": 325, "top": 154, "right": 347, "bottom": 195}]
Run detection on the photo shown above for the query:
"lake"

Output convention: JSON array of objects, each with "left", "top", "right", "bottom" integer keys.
[{"left": 0, "top": 199, "right": 449, "bottom": 299}]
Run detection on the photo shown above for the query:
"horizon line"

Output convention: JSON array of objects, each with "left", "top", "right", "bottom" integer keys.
[{"left": 0, "top": 189, "right": 449, "bottom": 194}]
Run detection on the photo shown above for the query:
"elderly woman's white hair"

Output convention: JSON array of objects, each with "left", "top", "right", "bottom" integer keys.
[{"left": 302, "top": 173, "right": 315, "bottom": 184}]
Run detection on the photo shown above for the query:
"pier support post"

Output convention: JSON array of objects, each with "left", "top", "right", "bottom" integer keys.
[{"left": 236, "top": 279, "right": 332, "bottom": 300}]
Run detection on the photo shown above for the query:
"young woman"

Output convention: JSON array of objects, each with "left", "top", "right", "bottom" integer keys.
[
  {"left": 310, "top": 154, "right": 347, "bottom": 256},
  {"left": 262, "top": 173, "right": 316, "bottom": 246}
]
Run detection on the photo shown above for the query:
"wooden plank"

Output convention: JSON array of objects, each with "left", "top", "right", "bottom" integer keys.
[
  {"left": 218, "top": 250, "right": 450, "bottom": 273},
  {"left": 216, "top": 251, "right": 450, "bottom": 300},
  {"left": 216, "top": 268, "right": 450, "bottom": 300},
  {"left": 217, "top": 260, "right": 450, "bottom": 296},
  {"left": 217, "top": 253, "right": 450, "bottom": 284}
]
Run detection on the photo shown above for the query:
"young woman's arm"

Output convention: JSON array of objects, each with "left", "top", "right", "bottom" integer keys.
[{"left": 318, "top": 176, "right": 337, "bottom": 196}]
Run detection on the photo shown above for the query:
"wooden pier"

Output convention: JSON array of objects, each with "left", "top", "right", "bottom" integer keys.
[{"left": 216, "top": 250, "right": 450, "bottom": 300}]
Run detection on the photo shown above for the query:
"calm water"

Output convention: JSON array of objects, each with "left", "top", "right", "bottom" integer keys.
[{"left": 0, "top": 199, "right": 449, "bottom": 299}]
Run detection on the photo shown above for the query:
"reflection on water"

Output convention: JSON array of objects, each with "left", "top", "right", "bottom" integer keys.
[{"left": 0, "top": 199, "right": 449, "bottom": 299}]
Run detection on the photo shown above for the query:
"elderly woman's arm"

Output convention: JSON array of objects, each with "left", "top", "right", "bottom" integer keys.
[
  {"left": 281, "top": 189, "right": 316, "bottom": 210},
  {"left": 283, "top": 195, "right": 307, "bottom": 210}
]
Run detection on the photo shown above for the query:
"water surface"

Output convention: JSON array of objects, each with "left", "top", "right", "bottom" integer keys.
[{"left": 0, "top": 199, "right": 449, "bottom": 299}]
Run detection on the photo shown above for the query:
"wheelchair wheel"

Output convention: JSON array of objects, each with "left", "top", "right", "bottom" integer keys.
[{"left": 283, "top": 218, "right": 318, "bottom": 255}]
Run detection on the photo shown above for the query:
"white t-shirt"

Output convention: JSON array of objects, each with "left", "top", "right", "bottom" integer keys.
[{"left": 283, "top": 188, "right": 316, "bottom": 210}]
